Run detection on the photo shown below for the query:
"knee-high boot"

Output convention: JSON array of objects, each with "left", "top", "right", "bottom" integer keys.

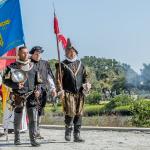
[
  {"left": 14, "top": 112, "right": 22, "bottom": 145},
  {"left": 36, "top": 115, "right": 44, "bottom": 139},
  {"left": 64, "top": 115, "right": 73, "bottom": 141},
  {"left": 73, "top": 115, "right": 85, "bottom": 142},
  {"left": 27, "top": 107, "right": 40, "bottom": 147}
]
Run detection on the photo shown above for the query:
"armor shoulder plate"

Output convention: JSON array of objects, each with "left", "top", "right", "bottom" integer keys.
[{"left": 3, "top": 62, "right": 18, "bottom": 79}]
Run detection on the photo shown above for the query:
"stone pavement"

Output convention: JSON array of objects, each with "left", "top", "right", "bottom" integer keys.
[{"left": 0, "top": 127, "right": 150, "bottom": 150}]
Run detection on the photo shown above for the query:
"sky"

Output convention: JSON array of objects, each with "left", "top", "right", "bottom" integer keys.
[{"left": 20, "top": 0, "right": 150, "bottom": 73}]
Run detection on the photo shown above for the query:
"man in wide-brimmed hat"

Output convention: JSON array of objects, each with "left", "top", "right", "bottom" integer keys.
[{"left": 55, "top": 39, "right": 91, "bottom": 142}]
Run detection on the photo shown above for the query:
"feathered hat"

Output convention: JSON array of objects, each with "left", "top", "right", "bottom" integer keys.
[{"left": 65, "top": 38, "right": 78, "bottom": 54}]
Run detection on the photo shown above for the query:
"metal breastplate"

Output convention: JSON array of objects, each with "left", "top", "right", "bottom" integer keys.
[{"left": 10, "top": 62, "right": 33, "bottom": 83}]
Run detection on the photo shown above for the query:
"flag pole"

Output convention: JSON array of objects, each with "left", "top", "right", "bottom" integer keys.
[
  {"left": 55, "top": 32, "right": 62, "bottom": 85},
  {"left": 53, "top": 6, "right": 62, "bottom": 86},
  {"left": 56, "top": 34, "right": 63, "bottom": 87}
]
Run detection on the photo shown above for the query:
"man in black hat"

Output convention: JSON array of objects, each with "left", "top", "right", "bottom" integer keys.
[
  {"left": 30, "top": 46, "right": 56, "bottom": 139},
  {"left": 3, "top": 46, "right": 41, "bottom": 146},
  {"left": 55, "top": 39, "right": 91, "bottom": 142}
]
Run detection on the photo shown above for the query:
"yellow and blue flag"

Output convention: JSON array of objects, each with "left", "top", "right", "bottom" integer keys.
[{"left": 0, "top": 0, "right": 25, "bottom": 56}]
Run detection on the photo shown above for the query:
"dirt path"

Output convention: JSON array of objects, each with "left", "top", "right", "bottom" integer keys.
[{"left": 0, "top": 128, "right": 150, "bottom": 150}]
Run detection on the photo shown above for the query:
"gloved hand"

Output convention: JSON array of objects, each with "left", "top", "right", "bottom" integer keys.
[
  {"left": 83, "top": 82, "right": 91, "bottom": 91},
  {"left": 51, "top": 88, "right": 57, "bottom": 97},
  {"left": 34, "top": 90, "right": 41, "bottom": 98},
  {"left": 57, "top": 90, "right": 64, "bottom": 100},
  {"left": 82, "top": 82, "right": 91, "bottom": 96}
]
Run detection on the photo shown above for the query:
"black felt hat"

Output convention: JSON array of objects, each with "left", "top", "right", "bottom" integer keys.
[{"left": 30, "top": 46, "right": 44, "bottom": 54}]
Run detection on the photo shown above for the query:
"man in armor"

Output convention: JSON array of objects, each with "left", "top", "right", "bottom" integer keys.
[
  {"left": 30, "top": 46, "right": 56, "bottom": 139},
  {"left": 3, "top": 46, "right": 41, "bottom": 147},
  {"left": 55, "top": 39, "right": 91, "bottom": 142}
]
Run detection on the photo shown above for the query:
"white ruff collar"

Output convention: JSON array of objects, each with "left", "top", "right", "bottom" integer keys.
[
  {"left": 65, "top": 56, "right": 78, "bottom": 62},
  {"left": 17, "top": 59, "right": 30, "bottom": 65},
  {"left": 16, "top": 59, "right": 33, "bottom": 71}
]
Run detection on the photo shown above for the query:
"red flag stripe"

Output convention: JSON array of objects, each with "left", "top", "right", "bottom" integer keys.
[
  {"left": 54, "top": 14, "right": 60, "bottom": 34},
  {"left": 57, "top": 34, "right": 67, "bottom": 49},
  {"left": 0, "top": 48, "right": 16, "bottom": 71}
]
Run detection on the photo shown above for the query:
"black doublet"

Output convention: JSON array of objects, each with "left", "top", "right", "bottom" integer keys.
[
  {"left": 31, "top": 59, "right": 54, "bottom": 90},
  {"left": 60, "top": 59, "right": 87, "bottom": 94}
]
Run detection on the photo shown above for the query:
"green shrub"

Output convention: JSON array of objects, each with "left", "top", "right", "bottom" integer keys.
[
  {"left": 131, "top": 100, "right": 150, "bottom": 127},
  {"left": 86, "top": 91, "right": 101, "bottom": 104},
  {"left": 105, "top": 94, "right": 133, "bottom": 110}
]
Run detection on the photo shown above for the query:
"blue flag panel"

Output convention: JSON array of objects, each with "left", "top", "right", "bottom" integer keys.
[{"left": 0, "top": 0, "right": 25, "bottom": 56}]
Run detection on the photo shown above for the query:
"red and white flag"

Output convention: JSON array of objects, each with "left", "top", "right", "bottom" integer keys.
[{"left": 53, "top": 13, "right": 67, "bottom": 49}]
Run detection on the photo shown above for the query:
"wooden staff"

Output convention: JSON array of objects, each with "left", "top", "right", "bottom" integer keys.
[{"left": 54, "top": 8, "right": 62, "bottom": 85}]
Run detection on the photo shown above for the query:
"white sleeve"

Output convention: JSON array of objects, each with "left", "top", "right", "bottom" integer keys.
[{"left": 48, "top": 74, "right": 55, "bottom": 91}]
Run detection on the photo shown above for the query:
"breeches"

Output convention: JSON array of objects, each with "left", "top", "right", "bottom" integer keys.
[{"left": 63, "top": 92, "right": 85, "bottom": 117}]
